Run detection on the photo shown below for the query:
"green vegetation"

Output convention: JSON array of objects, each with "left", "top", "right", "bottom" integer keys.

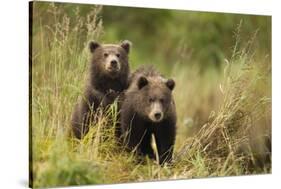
[{"left": 30, "top": 2, "right": 271, "bottom": 188}]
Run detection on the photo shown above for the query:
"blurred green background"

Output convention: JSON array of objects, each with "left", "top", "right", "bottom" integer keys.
[{"left": 33, "top": 2, "right": 271, "bottom": 74}]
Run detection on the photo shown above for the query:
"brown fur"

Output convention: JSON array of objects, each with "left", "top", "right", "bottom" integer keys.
[
  {"left": 120, "top": 66, "right": 177, "bottom": 165},
  {"left": 71, "top": 40, "right": 132, "bottom": 139}
]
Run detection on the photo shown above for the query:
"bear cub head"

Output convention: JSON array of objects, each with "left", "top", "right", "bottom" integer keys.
[
  {"left": 135, "top": 72, "right": 175, "bottom": 123},
  {"left": 89, "top": 40, "right": 132, "bottom": 79}
]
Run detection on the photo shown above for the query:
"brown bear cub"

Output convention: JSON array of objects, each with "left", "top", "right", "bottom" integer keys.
[
  {"left": 71, "top": 40, "right": 132, "bottom": 139},
  {"left": 120, "top": 66, "right": 176, "bottom": 165}
]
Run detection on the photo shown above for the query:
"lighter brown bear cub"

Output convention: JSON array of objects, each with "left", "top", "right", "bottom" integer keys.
[
  {"left": 120, "top": 66, "right": 176, "bottom": 165},
  {"left": 71, "top": 40, "right": 132, "bottom": 139}
]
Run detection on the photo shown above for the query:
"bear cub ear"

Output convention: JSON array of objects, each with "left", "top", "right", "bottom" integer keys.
[
  {"left": 166, "top": 79, "right": 175, "bottom": 91},
  {"left": 137, "top": 76, "right": 148, "bottom": 89},
  {"left": 120, "top": 40, "right": 132, "bottom": 53},
  {"left": 89, "top": 41, "right": 100, "bottom": 53}
]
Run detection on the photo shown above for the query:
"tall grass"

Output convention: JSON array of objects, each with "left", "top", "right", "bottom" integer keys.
[{"left": 30, "top": 2, "right": 271, "bottom": 188}]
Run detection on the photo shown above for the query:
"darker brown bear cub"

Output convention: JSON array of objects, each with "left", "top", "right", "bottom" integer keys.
[
  {"left": 120, "top": 66, "right": 176, "bottom": 165},
  {"left": 71, "top": 40, "right": 132, "bottom": 139}
]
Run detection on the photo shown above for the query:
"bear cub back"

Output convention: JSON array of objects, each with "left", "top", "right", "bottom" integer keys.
[
  {"left": 120, "top": 66, "right": 177, "bottom": 165},
  {"left": 71, "top": 40, "right": 132, "bottom": 139}
]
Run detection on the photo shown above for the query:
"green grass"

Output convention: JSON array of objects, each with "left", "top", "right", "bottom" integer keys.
[{"left": 30, "top": 2, "right": 271, "bottom": 188}]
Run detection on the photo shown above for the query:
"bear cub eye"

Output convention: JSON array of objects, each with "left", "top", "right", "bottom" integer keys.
[
  {"left": 116, "top": 53, "right": 120, "bottom": 58},
  {"left": 160, "top": 98, "right": 165, "bottom": 103},
  {"left": 104, "top": 53, "right": 108, "bottom": 57},
  {"left": 149, "top": 98, "right": 154, "bottom": 103}
]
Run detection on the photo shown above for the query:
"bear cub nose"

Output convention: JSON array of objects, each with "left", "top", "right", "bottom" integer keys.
[
  {"left": 154, "top": 112, "right": 162, "bottom": 120},
  {"left": 110, "top": 60, "right": 118, "bottom": 68}
]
